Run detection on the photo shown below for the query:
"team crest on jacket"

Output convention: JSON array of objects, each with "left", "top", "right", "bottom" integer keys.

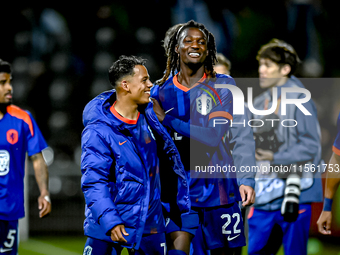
[
  {"left": 0, "top": 150, "right": 10, "bottom": 176},
  {"left": 7, "top": 129, "right": 19, "bottom": 145},
  {"left": 196, "top": 94, "right": 213, "bottom": 115}
]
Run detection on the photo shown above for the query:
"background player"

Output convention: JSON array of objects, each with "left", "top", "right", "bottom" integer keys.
[
  {"left": 214, "top": 53, "right": 231, "bottom": 76},
  {"left": 247, "top": 39, "right": 323, "bottom": 255},
  {"left": 0, "top": 59, "right": 51, "bottom": 255},
  {"left": 152, "top": 20, "right": 255, "bottom": 255},
  {"left": 317, "top": 111, "right": 340, "bottom": 235},
  {"left": 162, "top": 23, "right": 184, "bottom": 58},
  {"left": 81, "top": 55, "right": 189, "bottom": 255}
]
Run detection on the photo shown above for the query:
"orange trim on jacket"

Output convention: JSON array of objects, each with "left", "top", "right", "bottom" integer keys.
[
  {"left": 173, "top": 73, "right": 207, "bottom": 92},
  {"left": 110, "top": 102, "right": 139, "bottom": 125},
  {"left": 208, "top": 111, "right": 233, "bottom": 121}
]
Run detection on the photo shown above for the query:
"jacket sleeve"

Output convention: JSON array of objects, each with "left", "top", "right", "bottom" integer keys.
[
  {"left": 150, "top": 84, "right": 160, "bottom": 102},
  {"left": 162, "top": 88, "right": 233, "bottom": 147},
  {"left": 272, "top": 99, "right": 321, "bottom": 165},
  {"left": 229, "top": 106, "right": 256, "bottom": 189},
  {"left": 81, "top": 127, "right": 124, "bottom": 235}
]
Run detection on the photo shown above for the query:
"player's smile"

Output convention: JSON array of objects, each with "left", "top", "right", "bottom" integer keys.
[
  {"left": 188, "top": 52, "right": 201, "bottom": 58},
  {"left": 128, "top": 65, "right": 152, "bottom": 104}
]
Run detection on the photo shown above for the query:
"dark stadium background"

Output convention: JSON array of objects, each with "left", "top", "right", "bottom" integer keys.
[{"left": 1, "top": 0, "right": 340, "bottom": 252}]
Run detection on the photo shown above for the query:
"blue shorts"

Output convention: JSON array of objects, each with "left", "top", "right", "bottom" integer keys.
[
  {"left": 164, "top": 210, "right": 199, "bottom": 236},
  {"left": 247, "top": 203, "right": 312, "bottom": 255},
  {"left": 192, "top": 203, "right": 246, "bottom": 251},
  {"left": 0, "top": 220, "right": 18, "bottom": 255},
  {"left": 190, "top": 224, "right": 210, "bottom": 255},
  {"left": 83, "top": 232, "right": 167, "bottom": 255}
]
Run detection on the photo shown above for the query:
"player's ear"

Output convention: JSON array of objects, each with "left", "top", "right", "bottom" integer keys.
[
  {"left": 120, "top": 80, "right": 130, "bottom": 92},
  {"left": 280, "top": 64, "right": 291, "bottom": 77},
  {"left": 175, "top": 45, "right": 179, "bottom": 54}
]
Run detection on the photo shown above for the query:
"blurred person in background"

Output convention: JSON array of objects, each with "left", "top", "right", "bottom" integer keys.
[
  {"left": 214, "top": 53, "right": 231, "bottom": 76},
  {"left": 0, "top": 59, "right": 51, "bottom": 255},
  {"left": 163, "top": 23, "right": 184, "bottom": 57},
  {"left": 247, "top": 39, "right": 323, "bottom": 255},
  {"left": 317, "top": 111, "right": 340, "bottom": 235},
  {"left": 152, "top": 20, "right": 255, "bottom": 255},
  {"left": 80, "top": 55, "right": 189, "bottom": 255}
]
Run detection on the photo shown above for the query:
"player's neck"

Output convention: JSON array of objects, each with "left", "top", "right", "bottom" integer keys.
[
  {"left": 268, "top": 77, "right": 289, "bottom": 95},
  {"left": 0, "top": 103, "right": 9, "bottom": 120},
  {"left": 276, "top": 76, "right": 289, "bottom": 87},
  {"left": 177, "top": 65, "right": 205, "bottom": 88},
  {"left": 114, "top": 99, "right": 139, "bottom": 120}
]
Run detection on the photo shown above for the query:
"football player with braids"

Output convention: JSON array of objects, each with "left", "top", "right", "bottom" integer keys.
[
  {"left": 157, "top": 21, "right": 217, "bottom": 85},
  {"left": 152, "top": 20, "right": 255, "bottom": 255}
]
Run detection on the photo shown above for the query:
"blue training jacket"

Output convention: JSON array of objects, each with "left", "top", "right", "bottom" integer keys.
[{"left": 81, "top": 90, "right": 190, "bottom": 250}]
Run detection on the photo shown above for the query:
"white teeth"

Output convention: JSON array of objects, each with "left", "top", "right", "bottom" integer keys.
[
  {"left": 189, "top": 53, "right": 200, "bottom": 57},
  {"left": 145, "top": 91, "right": 150, "bottom": 94}
]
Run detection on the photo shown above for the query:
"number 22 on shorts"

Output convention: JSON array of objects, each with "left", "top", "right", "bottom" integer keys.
[{"left": 221, "top": 213, "right": 241, "bottom": 241}]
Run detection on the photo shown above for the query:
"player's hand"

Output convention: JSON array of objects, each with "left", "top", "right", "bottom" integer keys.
[
  {"left": 38, "top": 194, "right": 51, "bottom": 218},
  {"left": 239, "top": 185, "right": 255, "bottom": 207},
  {"left": 317, "top": 211, "right": 332, "bottom": 235},
  {"left": 255, "top": 149, "right": 274, "bottom": 161},
  {"left": 110, "top": 224, "right": 129, "bottom": 242},
  {"left": 151, "top": 98, "right": 165, "bottom": 122}
]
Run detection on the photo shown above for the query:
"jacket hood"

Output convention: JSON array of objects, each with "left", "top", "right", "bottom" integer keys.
[
  {"left": 83, "top": 90, "right": 152, "bottom": 131},
  {"left": 83, "top": 90, "right": 117, "bottom": 128}
]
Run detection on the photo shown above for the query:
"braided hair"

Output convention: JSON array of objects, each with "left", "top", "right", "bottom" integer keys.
[{"left": 157, "top": 20, "right": 217, "bottom": 85}]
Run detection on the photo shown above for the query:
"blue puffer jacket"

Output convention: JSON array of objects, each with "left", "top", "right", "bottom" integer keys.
[{"left": 81, "top": 90, "right": 190, "bottom": 250}]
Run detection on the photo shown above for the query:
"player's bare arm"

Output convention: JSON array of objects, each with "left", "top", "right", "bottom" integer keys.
[
  {"left": 31, "top": 152, "right": 51, "bottom": 218},
  {"left": 317, "top": 153, "right": 340, "bottom": 235}
]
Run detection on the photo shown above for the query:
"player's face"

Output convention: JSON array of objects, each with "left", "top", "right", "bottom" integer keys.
[
  {"left": 0, "top": 72, "right": 12, "bottom": 104},
  {"left": 258, "top": 58, "right": 286, "bottom": 89},
  {"left": 128, "top": 65, "right": 152, "bottom": 105},
  {"left": 176, "top": 27, "right": 208, "bottom": 66},
  {"left": 214, "top": 64, "right": 230, "bottom": 75}
]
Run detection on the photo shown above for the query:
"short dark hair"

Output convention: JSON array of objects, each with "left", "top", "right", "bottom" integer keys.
[
  {"left": 108, "top": 55, "right": 146, "bottom": 88},
  {"left": 257, "top": 39, "right": 301, "bottom": 76},
  {"left": 0, "top": 59, "right": 12, "bottom": 74}
]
